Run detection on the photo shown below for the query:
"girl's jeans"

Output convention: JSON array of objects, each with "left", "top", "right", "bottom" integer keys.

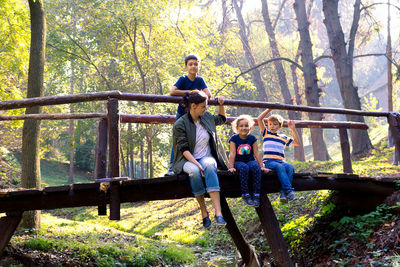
[
  {"left": 183, "top": 156, "right": 220, "bottom": 197},
  {"left": 234, "top": 160, "right": 261, "bottom": 195},
  {"left": 265, "top": 159, "right": 294, "bottom": 193}
]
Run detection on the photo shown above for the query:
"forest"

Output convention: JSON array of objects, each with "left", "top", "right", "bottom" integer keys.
[{"left": 1, "top": 0, "right": 400, "bottom": 266}]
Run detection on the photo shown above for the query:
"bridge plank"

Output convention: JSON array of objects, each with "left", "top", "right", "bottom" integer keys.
[{"left": 0, "top": 172, "right": 398, "bottom": 213}]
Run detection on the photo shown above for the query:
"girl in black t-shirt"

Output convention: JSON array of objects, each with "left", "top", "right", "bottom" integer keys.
[{"left": 228, "top": 115, "right": 269, "bottom": 207}]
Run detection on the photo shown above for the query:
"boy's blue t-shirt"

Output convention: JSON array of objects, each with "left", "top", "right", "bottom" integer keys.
[
  {"left": 174, "top": 75, "right": 208, "bottom": 116},
  {"left": 229, "top": 134, "right": 257, "bottom": 163}
]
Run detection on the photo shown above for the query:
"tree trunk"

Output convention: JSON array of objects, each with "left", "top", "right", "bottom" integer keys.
[
  {"left": 68, "top": 58, "right": 75, "bottom": 184},
  {"left": 147, "top": 126, "right": 154, "bottom": 178},
  {"left": 261, "top": 0, "right": 305, "bottom": 161},
  {"left": 294, "top": 0, "right": 330, "bottom": 161},
  {"left": 387, "top": 0, "right": 393, "bottom": 112},
  {"left": 140, "top": 142, "right": 144, "bottom": 179},
  {"left": 291, "top": 52, "right": 306, "bottom": 161},
  {"left": 322, "top": 0, "right": 373, "bottom": 154},
  {"left": 21, "top": 0, "right": 46, "bottom": 229},
  {"left": 128, "top": 123, "right": 134, "bottom": 178},
  {"left": 232, "top": 0, "right": 268, "bottom": 101}
]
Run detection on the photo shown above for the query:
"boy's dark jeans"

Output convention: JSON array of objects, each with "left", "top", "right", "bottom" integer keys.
[{"left": 264, "top": 159, "right": 294, "bottom": 193}]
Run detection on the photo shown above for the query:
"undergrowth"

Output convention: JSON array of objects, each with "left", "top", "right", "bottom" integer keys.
[{"left": 4, "top": 125, "right": 400, "bottom": 265}]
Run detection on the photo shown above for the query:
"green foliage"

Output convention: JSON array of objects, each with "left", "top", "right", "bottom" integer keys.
[
  {"left": 13, "top": 213, "right": 195, "bottom": 266},
  {"left": 327, "top": 204, "right": 396, "bottom": 265},
  {"left": 74, "top": 138, "right": 95, "bottom": 171},
  {"left": 362, "top": 93, "right": 385, "bottom": 128}
]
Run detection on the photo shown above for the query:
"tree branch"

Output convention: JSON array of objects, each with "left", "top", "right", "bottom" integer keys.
[{"left": 215, "top": 57, "right": 303, "bottom": 95}]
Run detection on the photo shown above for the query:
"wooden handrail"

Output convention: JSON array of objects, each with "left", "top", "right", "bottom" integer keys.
[
  {"left": 120, "top": 114, "right": 369, "bottom": 129},
  {"left": 0, "top": 91, "right": 391, "bottom": 117}
]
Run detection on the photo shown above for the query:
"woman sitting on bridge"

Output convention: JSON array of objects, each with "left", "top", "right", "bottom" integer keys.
[{"left": 172, "top": 90, "right": 227, "bottom": 228}]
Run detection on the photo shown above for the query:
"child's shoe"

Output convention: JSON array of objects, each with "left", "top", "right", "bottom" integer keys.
[
  {"left": 253, "top": 194, "right": 260, "bottom": 207},
  {"left": 215, "top": 216, "right": 227, "bottom": 226},
  {"left": 279, "top": 192, "right": 288, "bottom": 203},
  {"left": 242, "top": 194, "right": 254, "bottom": 206},
  {"left": 286, "top": 190, "right": 297, "bottom": 201}
]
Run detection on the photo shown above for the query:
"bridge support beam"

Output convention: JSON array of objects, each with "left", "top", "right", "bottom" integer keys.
[
  {"left": 95, "top": 118, "right": 108, "bottom": 216},
  {"left": 220, "top": 194, "right": 260, "bottom": 266},
  {"left": 388, "top": 113, "right": 400, "bottom": 163},
  {"left": 339, "top": 127, "right": 352, "bottom": 173},
  {"left": 108, "top": 98, "right": 121, "bottom": 220},
  {"left": 0, "top": 211, "right": 22, "bottom": 256},
  {"left": 256, "top": 195, "right": 294, "bottom": 267}
]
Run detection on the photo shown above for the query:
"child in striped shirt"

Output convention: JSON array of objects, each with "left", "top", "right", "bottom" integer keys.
[{"left": 257, "top": 109, "right": 301, "bottom": 203}]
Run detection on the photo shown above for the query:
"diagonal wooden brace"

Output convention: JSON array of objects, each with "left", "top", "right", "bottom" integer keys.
[
  {"left": 0, "top": 211, "right": 22, "bottom": 256},
  {"left": 220, "top": 194, "right": 260, "bottom": 266},
  {"left": 256, "top": 195, "right": 294, "bottom": 267}
]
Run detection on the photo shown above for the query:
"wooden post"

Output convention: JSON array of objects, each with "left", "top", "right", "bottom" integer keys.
[
  {"left": 0, "top": 211, "right": 22, "bottom": 256},
  {"left": 388, "top": 113, "right": 400, "bottom": 161},
  {"left": 220, "top": 194, "right": 260, "bottom": 266},
  {"left": 108, "top": 98, "right": 121, "bottom": 220},
  {"left": 339, "top": 127, "right": 353, "bottom": 173},
  {"left": 95, "top": 118, "right": 108, "bottom": 216},
  {"left": 256, "top": 195, "right": 294, "bottom": 267}
]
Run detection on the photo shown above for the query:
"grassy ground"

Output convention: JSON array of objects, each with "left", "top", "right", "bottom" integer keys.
[{"left": 3, "top": 124, "right": 400, "bottom": 266}]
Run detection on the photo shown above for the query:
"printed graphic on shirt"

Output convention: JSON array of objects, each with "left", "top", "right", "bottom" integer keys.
[{"left": 237, "top": 144, "right": 252, "bottom": 155}]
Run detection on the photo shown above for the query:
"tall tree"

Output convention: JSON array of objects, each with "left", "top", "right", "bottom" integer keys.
[
  {"left": 21, "top": 0, "right": 46, "bottom": 229},
  {"left": 387, "top": 0, "right": 393, "bottom": 112},
  {"left": 232, "top": 0, "right": 268, "bottom": 101},
  {"left": 261, "top": 0, "right": 306, "bottom": 161},
  {"left": 322, "top": 0, "right": 373, "bottom": 154},
  {"left": 294, "top": 0, "right": 330, "bottom": 160}
]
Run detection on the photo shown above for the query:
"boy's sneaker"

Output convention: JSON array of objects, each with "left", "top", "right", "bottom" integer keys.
[
  {"left": 253, "top": 195, "right": 260, "bottom": 207},
  {"left": 242, "top": 194, "right": 254, "bottom": 206},
  {"left": 215, "top": 216, "right": 227, "bottom": 226},
  {"left": 286, "top": 190, "right": 297, "bottom": 201},
  {"left": 279, "top": 192, "right": 288, "bottom": 203}
]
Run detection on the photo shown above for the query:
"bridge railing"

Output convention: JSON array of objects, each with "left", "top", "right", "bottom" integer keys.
[
  {"left": 0, "top": 90, "right": 398, "bottom": 170},
  {"left": 0, "top": 91, "right": 399, "bottom": 219}
]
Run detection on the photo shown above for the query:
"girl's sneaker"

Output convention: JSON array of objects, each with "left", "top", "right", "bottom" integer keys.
[
  {"left": 242, "top": 194, "right": 254, "bottom": 206},
  {"left": 279, "top": 192, "right": 288, "bottom": 203},
  {"left": 253, "top": 195, "right": 260, "bottom": 207},
  {"left": 286, "top": 190, "right": 297, "bottom": 201}
]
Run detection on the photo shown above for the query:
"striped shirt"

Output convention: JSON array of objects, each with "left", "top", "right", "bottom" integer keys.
[{"left": 262, "top": 129, "right": 293, "bottom": 161}]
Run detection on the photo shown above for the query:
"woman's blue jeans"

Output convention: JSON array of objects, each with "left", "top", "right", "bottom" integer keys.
[
  {"left": 183, "top": 156, "right": 220, "bottom": 197},
  {"left": 265, "top": 159, "right": 294, "bottom": 193}
]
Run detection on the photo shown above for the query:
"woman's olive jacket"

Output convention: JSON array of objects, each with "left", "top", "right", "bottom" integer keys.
[{"left": 172, "top": 111, "right": 228, "bottom": 174}]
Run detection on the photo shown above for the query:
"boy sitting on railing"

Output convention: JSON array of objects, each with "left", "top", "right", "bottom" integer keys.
[{"left": 257, "top": 109, "right": 301, "bottom": 203}]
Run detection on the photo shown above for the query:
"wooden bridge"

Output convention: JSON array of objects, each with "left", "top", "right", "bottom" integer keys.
[{"left": 0, "top": 91, "right": 400, "bottom": 266}]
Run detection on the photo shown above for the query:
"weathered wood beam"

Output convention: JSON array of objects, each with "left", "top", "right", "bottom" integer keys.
[
  {"left": 256, "top": 195, "right": 293, "bottom": 267},
  {"left": 107, "top": 98, "right": 121, "bottom": 220},
  {"left": 339, "top": 127, "right": 352, "bottom": 173},
  {"left": 220, "top": 194, "right": 260, "bottom": 266},
  {"left": 119, "top": 93, "right": 389, "bottom": 117},
  {"left": 388, "top": 113, "right": 400, "bottom": 161},
  {"left": 120, "top": 114, "right": 369, "bottom": 130},
  {"left": 0, "top": 211, "right": 22, "bottom": 256},
  {"left": 0, "top": 91, "right": 121, "bottom": 110},
  {"left": 0, "top": 113, "right": 105, "bottom": 121},
  {"left": 0, "top": 173, "right": 397, "bottom": 213},
  {"left": 0, "top": 91, "right": 390, "bottom": 118},
  {"left": 94, "top": 118, "right": 108, "bottom": 216}
]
